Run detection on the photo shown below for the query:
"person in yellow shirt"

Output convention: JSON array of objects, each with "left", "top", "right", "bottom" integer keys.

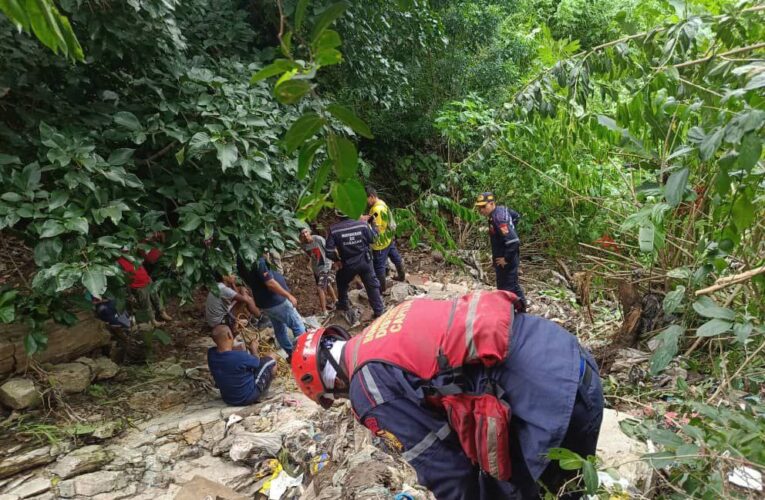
[{"left": 362, "top": 187, "right": 405, "bottom": 293}]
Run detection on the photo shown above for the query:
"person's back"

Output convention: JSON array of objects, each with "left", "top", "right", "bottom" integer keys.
[{"left": 344, "top": 304, "right": 601, "bottom": 498}]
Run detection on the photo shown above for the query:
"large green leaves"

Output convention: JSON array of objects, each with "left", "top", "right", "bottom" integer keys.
[
  {"left": 326, "top": 104, "right": 373, "bottom": 139},
  {"left": 298, "top": 139, "right": 324, "bottom": 180},
  {"left": 284, "top": 113, "right": 325, "bottom": 154},
  {"left": 649, "top": 325, "right": 683, "bottom": 375},
  {"left": 309, "top": 2, "right": 348, "bottom": 45},
  {"left": 81, "top": 266, "right": 107, "bottom": 298},
  {"left": 664, "top": 167, "right": 688, "bottom": 207},
  {"left": 692, "top": 297, "right": 735, "bottom": 320},
  {"left": 1, "top": 0, "right": 83, "bottom": 60},
  {"left": 331, "top": 179, "right": 366, "bottom": 219},
  {"left": 327, "top": 134, "right": 358, "bottom": 180},
  {"left": 274, "top": 80, "right": 311, "bottom": 105}
]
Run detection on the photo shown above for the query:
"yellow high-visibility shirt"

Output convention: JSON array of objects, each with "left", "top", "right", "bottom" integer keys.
[{"left": 369, "top": 199, "right": 393, "bottom": 251}]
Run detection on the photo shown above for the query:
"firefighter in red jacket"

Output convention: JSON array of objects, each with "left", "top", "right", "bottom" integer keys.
[{"left": 291, "top": 291, "right": 603, "bottom": 499}]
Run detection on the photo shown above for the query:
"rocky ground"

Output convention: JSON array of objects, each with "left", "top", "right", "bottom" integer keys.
[{"left": 0, "top": 249, "right": 652, "bottom": 500}]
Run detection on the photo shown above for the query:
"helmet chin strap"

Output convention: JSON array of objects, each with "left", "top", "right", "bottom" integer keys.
[{"left": 322, "top": 343, "right": 350, "bottom": 395}]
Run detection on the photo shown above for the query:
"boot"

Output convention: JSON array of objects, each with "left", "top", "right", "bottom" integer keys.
[
  {"left": 376, "top": 271, "right": 387, "bottom": 295},
  {"left": 393, "top": 263, "right": 406, "bottom": 282}
]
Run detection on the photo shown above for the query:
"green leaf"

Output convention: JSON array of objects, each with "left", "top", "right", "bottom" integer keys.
[
  {"left": 731, "top": 194, "right": 755, "bottom": 231},
  {"left": 274, "top": 80, "right": 311, "bottom": 105},
  {"left": 113, "top": 111, "right": 141, "bottom": 131},
  {"left": 699, "top": 128, "right": 723, "bottom": 161},
  {"left": 311, "top": 159, "right": 332, "bottom": 196},
  {"left": 0, "top": 305, "right": 14, "bottom": 324},
  {"left": 82, "top": 267, "right": 107, "bottom": 298},
  {"left": 663, "top": 286, "right": 685, "bottom": 314},
  {"left": 582, "top": 460, "right": 599, "bottom": 495},
  {"left": 667, "top": 267, "right": 690, "bottom": 279},
  {"left": 692, "top": 296, "right": 735, "bottom": 320},
  {"left": 24, "top": 333, "right": 39, "bottom": 355},
  {"left": 547, "top": 448, "right": 584, "bottom": 470},
  {"left": 39, "top": 219, "right": 65, "bottom": 238},
  {"left": 733, "top": 322, "right": 753, "bottom": 343},
  {"left": 298, "top": 139, "right": 323, "bottom": 180},
  {"left": 315, "top": 48, "right": 342, "bottom": 66},
  {"left": 314, "top": 29, "right": 341, "bottom": 51},
  {"left": 643, "top": 451, "right": 675, "bottom": 468},
  {"left": 180, "top": 213, "right": 202, "bottom": 232},
  {"left": 1, "top": 192, "right": 23, "bottom": 202},
  {"left": 696, "top": 318, "right": 733, "bottom": 337},
  {"left": 331, "top": 179, "right": 366, "bottom": 219},
  {"left": 108, "top": 148, "right": 135, "bottom": 166},
  {"left": 294, "top": 0, "right": 310, "bottom": 30},
  {"left": 737, "top": 133, "right": 761, "bottom": 171},
  {"left": 48, "top": 191, "right": 69, "bottom": 210},
  {"left": 326, "top": 104, "right": 373, "bottom": 139},
  {"left": 649, "top": 325, "right": 683, "bottom": 375},
  {"left": 309, "top": 2, "right": 348, "bottom": 45},
  {"left": 34, "top": 239, "right": 63, "bottom": 266},
  {"left": 250, "top": 59, "right": 299, "bottom": 83},
  {"left": 0, "top": 154, "right": 21, "bottom": 165},
  {"left": 284, "top": 113, "right": 324, "bottom": 154},
  {"left": 215, "top": 142, "right": 238, "bottom": 171},
  {"left": 327, "top": 135, "right": 358, "bottom": 180},
  {"left": 65, "top": 217, "right": 89, "bottom": 235},
  {"left": 638, "top": 224, "right": 654, "bottom": 252},
  {"left": 664, "top": 167, "right": 688, "bottom": 207}
]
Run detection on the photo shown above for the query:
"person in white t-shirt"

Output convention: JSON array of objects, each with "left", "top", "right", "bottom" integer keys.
[{"left": 205, "top": 272, "right": 260, "bottom": 332}]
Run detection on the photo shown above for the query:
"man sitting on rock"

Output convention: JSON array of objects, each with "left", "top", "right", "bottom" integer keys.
[{"left": 207, "top": 325, "right": 277, "bottom": 406}]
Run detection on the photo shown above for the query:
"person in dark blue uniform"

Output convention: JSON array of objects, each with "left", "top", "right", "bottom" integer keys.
[
  {"left": 291, "top": 297, "right": 604, "bottom": 499},
  {"left": 325, "top": 213, "right": 385, "bottom": 318},
  {"left": 475, "top": 192, "right": 527, "bottom": 311}
]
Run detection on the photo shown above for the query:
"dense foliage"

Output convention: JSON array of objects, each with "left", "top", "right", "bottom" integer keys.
[{"left": 1, "top": 0, "right": 764, "bottom": 496}]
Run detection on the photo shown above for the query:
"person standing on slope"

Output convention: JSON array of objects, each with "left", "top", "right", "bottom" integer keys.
[
  {"left": 362, "top": 186, "right": 405, "bottom": 293},
  {"left": 475, "top": 192, "right": 527, "bottom": 311}
]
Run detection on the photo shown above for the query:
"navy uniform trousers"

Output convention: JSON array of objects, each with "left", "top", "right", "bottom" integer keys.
[
  {"left": 495, "top": 247, "right": 527, "bottom": 311},
  {"left": 336, "top": 261, "right": 384, "bottom": 317}
]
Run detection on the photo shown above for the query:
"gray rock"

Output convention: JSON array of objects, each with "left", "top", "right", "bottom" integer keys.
[
  {"left": 57, "top": 470, "right": 127, "bottom": 498},
  {"left": 388, "top": 283, "right": 412, "bottom": 303},
  {"left": 228, "top": 432, "right": 281, "bottom": 461},
  {"left": 48, "top": 363, "right": 91, "bottom": 394},
  {"left": 92, "top": 358, "right": 119, "bottom": 380},
  {"left": 74, "top": 357, "right": 98, "bottom": 380},
  {"left": 154, "top": 361, "right": 184, "bottom": 378},
  {"left": 0, "top": 446, "right": 57, "bottom": 479},
  {"left": 4, "top": 477, "right": 50, "bottom": 498},
  {"left": 0, "top": 494, "right": 20, "bottom": 500},
  {"left": 597, "top": 409, "right": 652, "bottom": 490},
  {"left": 50, "top": 445, "right": 113, "bottom": 479},
  {"left": 92, "top": 420, "right": 123, "bottom": 440},
  {"left": 0, "top": 379, "right": 40, "bottom": 410}
]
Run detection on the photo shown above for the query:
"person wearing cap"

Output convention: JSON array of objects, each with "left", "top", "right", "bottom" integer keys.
[
  {"left": 325, "top": 211, "right": 385, "bottom": 319},
  {"left": 290, "top": 291, "right": 603, "bottom": 499},
  {"left": 475, "top": 192, "right": 526, "bottom": 311},
  {"left": 299, "top": 228, "right": 338, "bottom": 315},
  {"left": 361, "top": 187, "right": 405, "bottom": 294}
]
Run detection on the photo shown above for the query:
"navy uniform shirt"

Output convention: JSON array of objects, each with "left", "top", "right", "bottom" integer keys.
[
  {"left": 325, "top": 219, "right": 378, "bottom": 268},
  {"left": 237, "top": 257, "right": 290, "bottom": 309},
  {"left": 489, "top": 206, "right": 520, "bottom": 259},
  {"left": 345, "top": 313, "right": 581, "bottom": 499}
]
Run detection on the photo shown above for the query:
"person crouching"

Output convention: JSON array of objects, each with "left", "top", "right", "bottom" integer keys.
[{"left": 207, "top": 325, "right": 277, "bottom": 406}]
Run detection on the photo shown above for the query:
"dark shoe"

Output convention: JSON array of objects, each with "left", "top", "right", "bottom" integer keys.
[{"left": 394, "top": 263, "right": 406, "bottom": 282}]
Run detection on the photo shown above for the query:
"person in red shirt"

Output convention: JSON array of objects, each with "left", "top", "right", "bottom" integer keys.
[{"left": 117, "top": 251, "right": 171, "bottom": 327}]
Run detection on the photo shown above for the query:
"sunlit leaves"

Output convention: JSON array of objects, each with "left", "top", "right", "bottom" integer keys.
[
  {"left": 250, "top": 59, "right": 299, "bottom": 83},
  {"left": 327, "top": 134, "right": 358, "bottom": 180},
  {"left": 309, "top": 2, "right": 348, "bottom": 45},
  {"left": 274, "top": 80, "right": 311, "bottom": 104},
  {"left": 1, "top": 0, "right": 84, "bottom": 60}
]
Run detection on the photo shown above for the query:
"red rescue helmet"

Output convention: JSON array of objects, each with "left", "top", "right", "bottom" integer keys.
[{"left": 291, "top": 325, "right": 351, "bottom": 409}]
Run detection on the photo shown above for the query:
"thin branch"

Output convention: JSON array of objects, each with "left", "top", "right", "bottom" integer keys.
[{"left": 695, "top": 265, "right": 765, "bottom": 296}]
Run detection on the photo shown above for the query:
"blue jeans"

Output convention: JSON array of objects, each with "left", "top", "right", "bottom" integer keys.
[{"left": 263, "top": 300, "right": 306, "bottom": 355}]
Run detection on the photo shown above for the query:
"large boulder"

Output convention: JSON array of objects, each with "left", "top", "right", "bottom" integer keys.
[
  {"left": 93, "top": 357, "right": 119, "bottom": 380},
  {"left": 0, "top": 378, "right": 40, "bottom": 410},
  {"left": 48, "top": 363, "right": 92, "bottom": 394},
  {"left": 0, "top": 312, "right": 110, "bottom": 378},
  {"left": 0, "top": 446, "right": 59, "bottom": 479}
]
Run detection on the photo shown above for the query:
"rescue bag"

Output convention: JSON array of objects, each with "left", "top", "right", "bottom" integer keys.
[{"left": 344, "top": 290, "right": 521, "bottom": 481}]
